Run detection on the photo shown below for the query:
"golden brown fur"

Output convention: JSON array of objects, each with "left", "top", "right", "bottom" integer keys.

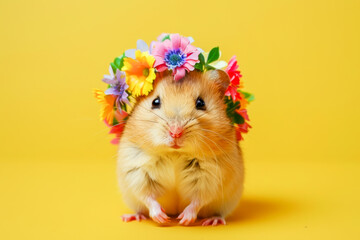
[{"left": 117, "top": 70, "right": 244, "bottom": 224}]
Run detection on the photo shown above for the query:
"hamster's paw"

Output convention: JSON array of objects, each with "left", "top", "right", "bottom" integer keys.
[
  {"left": 121, "top": 213, "right": 147, "bottom": 222},
  {"left": 177, "top": 206, "right": 197, "bottom": 225},
  {"left": 201, "top": 217, "right": 226, "bottom": 226},
  {"left": 149, "top": 206, "right": 170, "bottom": 224}
]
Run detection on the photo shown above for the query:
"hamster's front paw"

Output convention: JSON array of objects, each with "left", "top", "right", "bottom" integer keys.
[
  {"left": 177, "top": 205, "right": 198, "bottom": 225},
  {"left": 149, "top": 205, "right": 170, "bottom": 224}
]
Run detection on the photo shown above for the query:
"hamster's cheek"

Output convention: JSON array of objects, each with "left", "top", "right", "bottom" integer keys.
[{"left": 147, "top": 127, "right": 167, "bottom": 146}]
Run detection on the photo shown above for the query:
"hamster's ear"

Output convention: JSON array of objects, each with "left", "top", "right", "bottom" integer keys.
[{"left": 204, "top": 69, "right": 230, "bottom": 95}]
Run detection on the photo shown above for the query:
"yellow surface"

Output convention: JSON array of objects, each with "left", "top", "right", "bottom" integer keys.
[{"left": 0, "top": 0, "right": 359, "bottom": 239}]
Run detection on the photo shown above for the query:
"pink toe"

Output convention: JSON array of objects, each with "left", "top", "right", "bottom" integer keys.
[{"left": 212, "top": 219, "right": 218, "bottom": 226}]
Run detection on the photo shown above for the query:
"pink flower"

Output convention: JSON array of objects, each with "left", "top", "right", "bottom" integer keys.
[
  {"left": 225, "top": 56, "right": 243, "bottom": 101},
  {"left": 152, "top": 34, "right": 200, "bottom": 81}
]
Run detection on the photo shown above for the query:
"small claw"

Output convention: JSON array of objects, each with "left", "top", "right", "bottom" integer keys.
[
  {"left": 146, "top": 198, "right": 170, "bottom": 224},
  {"left": 201, "top": 217, "right": 226, "bottom": 226},
  {"left": 151, "top": 211, "right": 170, "bottom": 224},
  {"left": 179, "top": 215, "right": 196, "bottom": 225}
]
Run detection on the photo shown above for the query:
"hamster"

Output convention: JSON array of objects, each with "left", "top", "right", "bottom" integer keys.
[{"left": 117, "top": 69, "right": 244, "bottom": 226}]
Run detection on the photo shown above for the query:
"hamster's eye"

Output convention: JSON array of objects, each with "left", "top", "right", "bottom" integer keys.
[
  {"left": 152, "top": 97, "right": 161, "bottom": 109},
  {"left": 195, "top": 97, "right": 206, "bottom": 110}
]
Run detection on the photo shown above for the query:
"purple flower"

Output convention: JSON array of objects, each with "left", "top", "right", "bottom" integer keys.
[{"left": 102, "top": 66, "right": 130, "bottom": 108}]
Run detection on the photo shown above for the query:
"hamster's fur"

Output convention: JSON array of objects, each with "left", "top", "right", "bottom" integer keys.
[{"left": 117, "top": 70, "right": 244, "bottom": 226}]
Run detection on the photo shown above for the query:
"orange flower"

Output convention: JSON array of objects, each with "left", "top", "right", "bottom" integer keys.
[
  {"left": 238, "top": 91, "right": 248, "bottom": 110},
  {"left": 122, "top": 50, "right": 156, "bottom": 97},
  {"left": 94, "top": 89, "right": 117, "bottom": 125}
]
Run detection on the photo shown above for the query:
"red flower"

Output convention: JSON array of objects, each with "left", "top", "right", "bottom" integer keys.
[
  {"left": 225, "top": 56, "right": 243, "bottom": 101},
  {"left": 104, "top": 110, "right": 128, "bottom": 145},
  {"left": 235, "top": 122, "right": 252, "bottom": 141},
  {"left": 236, "top": 109, "right": 249, "bottom": 121},
  {"left": 109, "top": 123, "right": 125, "bottom": 145}
]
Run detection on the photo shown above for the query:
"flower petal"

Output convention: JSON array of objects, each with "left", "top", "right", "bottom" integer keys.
[
  {"left": 183, "top": 62, "right": 194, "bottom": 71},
  {"left": 109, "top": 65, "right": 114, "bottom": 78},
  {"left": 149, "top": 41, "right": 156, "bottom": 54},
  {"left": 125, "top": 49, "right": 136, "bottom": 59},
  {"left": 186, "top": 51, "right": 200, "bottom": 61},
  {"left": 180, "top": 37, "right": 190, "bottom": 51},
  {"left": 110, "top": 138, "right": 120, "bottom": 145},
  {"left": 173, "top": 67, "right": 186, "bottom": 81},
  {"left": 152, "top": 42, "right": 168, "bottom": 57},
  {"left": 136, "top": 39, "right": 149, "bottom": 52},
  {"left": 210, "top": 60, "right": 228, "bottom": 69},
  {"left": 170, "top": 33, "right": 181, "bottom": 49},
  {"left": 104, "top": 88, "right": 119, "bottom": 95},
  {"left": 102, "top": 76, "right": 116, "bottom": 85},
  {"left": 155, "top": 63, "right": 168, "bottom": 72},
  {"left": 153, "top": 56, "right": 165, "bottom": 68},
  {"left": 187, "top": 36, "right": 194, "bottom": 43}
]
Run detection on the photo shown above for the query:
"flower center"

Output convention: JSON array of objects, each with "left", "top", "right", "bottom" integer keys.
[
  {"left": 164, "top": 49, "right": 186, "bottom": 69},
  {"left": 142, "top": 68, "right": 149, "bottom": 77},
  {"left": 117, "top": 84, "right": 125, "bottom": 97}
]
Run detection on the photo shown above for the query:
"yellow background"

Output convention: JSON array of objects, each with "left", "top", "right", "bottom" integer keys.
[{"left": 1, "top": 0, "right": 359, "bottom": 239}]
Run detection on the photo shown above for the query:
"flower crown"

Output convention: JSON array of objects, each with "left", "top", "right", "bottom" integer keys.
[{"left": 94, "top": 33, "right": 254, "bottom": 144}]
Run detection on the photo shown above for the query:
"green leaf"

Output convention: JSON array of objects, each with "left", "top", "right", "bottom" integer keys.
[
  {"left": 194, "top": 53, "right": 205, "bottom": 71},
  {"left": 113, "top": 53, "right": 126, "bottom": 70},
  {"left": 225, "top": 97, "right": 245, "bottom": 124},
  {"left": 199, "top": 53, "right": 205, "bottom": 65},
  {"left": 114, "top": 57, "right": 121, "bottom": 68},
  {"left": 240, "top": 90, "right": 255, "bottom": 102},
  {"left": 225, "top": 99, "right": 241, "bottom": 116},
  {"left": 112, "top": 117, "right": 119, "bottom": 126},
  {"left": 205, "top": 64, "right": 216, "bottom": 70},
  {"left": 194, "top": 62, "right": 203, "bottom": 71},
  {"left": 207, "top": 47, "right": 220, "bottom": 64},
  {"left": 232, "top": 112, "right": 245, "bottom": 124},
  {"left": 162, "top": 35, "right": 170, "bottom": 41}
]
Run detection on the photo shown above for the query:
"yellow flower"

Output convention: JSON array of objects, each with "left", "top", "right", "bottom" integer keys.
[
  {"left": 94, "top": 89, "right": 116, "bottom": 125},
  {"left": 122, "top": 50, "right": 156, "bottom": 97}
]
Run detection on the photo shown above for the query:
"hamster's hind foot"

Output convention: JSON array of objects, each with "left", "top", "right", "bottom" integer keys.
[
  {"left": 201, "top": 217, "right": 226, "bottom": 226},
  {"left": 121, "top": 213, "right": 147, "bottom": 222}
]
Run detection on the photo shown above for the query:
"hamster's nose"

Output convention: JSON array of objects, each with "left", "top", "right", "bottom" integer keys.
[{"left": 169, "top": 125, "right": 184, "bottom": 139}]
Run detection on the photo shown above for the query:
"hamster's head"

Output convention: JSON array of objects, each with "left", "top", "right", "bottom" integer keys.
[{"left": 124, "top": 70, "right": 236, "bottom": 156}]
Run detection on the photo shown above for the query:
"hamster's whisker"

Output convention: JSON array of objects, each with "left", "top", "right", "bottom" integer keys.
[
  {"left": 113, "top": 119, "right": 159, "bottom": 125},
  {"left": 199, "top": 128, "right": 239, "bottom": 147},
  {"left": 183, "top": 123, "right": 200, "bottom": 134},
  {"left": 197, "top": 136, "right": 225, "bottom": 203},
  {"left": 118, "top": 138, "right": 154, "bottom": 152},
  {"left": 195, "top": 136, "right": 226, "bottom": 190},
  {"left": 184, "top": 113, "right": 207, "bottom": 127},
  {"left": 135, "top": 105, "right": 170, "bottom": 127},
  {"left": 195, "top": 132, "right": 236, "bottom": 171}
]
